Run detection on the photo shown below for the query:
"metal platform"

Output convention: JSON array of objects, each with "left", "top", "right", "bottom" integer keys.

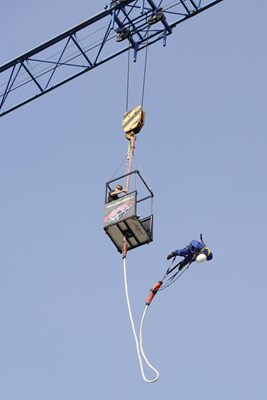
[{"left": 104, "top": 170, "right": 153, "bottom": 252}]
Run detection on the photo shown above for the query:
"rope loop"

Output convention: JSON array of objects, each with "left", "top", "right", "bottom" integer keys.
[{"left": 123, "top": 256, "right": 160, "bottom": 383}]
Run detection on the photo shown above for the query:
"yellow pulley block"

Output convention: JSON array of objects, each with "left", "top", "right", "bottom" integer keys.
[{"left": 122, "top": 105, "right": 145, "bottom": 140}]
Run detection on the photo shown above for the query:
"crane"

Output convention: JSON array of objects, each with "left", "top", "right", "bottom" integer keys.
[
  {"left": 0, "top": 0, "right": 223, "bottom": 118},
  {"left": 0, "top": 0, "right": 223, "bottom": 382}
]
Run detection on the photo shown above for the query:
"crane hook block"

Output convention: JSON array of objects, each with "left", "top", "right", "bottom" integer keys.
[{"left": 122, "top": 105, "right": 145, "bottom": 140}]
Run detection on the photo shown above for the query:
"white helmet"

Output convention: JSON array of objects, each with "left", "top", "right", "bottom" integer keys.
[{"left": 196, "top": 253, "right": 207, "bottom": 263}]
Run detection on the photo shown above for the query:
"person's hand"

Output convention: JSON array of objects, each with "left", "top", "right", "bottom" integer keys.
[{"left": 166, "top": 252, "right": 175, "bottom": 260}]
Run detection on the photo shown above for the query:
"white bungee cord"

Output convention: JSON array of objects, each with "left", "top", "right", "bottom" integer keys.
[{"left": 123, "top": 257, "right": 159, "bottom": 383}]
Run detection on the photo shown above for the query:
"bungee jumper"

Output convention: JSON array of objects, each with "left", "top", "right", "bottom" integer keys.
[
  {"left": 146, "top": 235, "right": 213, "bottom": 305},
  {"left": 166, "top": 238, "right": 213, "bottom": 267}
]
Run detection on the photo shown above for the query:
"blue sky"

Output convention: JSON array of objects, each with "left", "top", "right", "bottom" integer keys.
[{"left": 0, "top": 1, "right": 267, "bottom": 399}]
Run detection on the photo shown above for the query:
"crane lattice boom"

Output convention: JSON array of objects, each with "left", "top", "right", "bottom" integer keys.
[{"left": 0, "top": 0, "right": 223, "bottom": 117}]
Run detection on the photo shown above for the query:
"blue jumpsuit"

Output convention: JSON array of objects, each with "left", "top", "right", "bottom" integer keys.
[{"left": 173, "top": 240, "right": 213, "bottom": 265}]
